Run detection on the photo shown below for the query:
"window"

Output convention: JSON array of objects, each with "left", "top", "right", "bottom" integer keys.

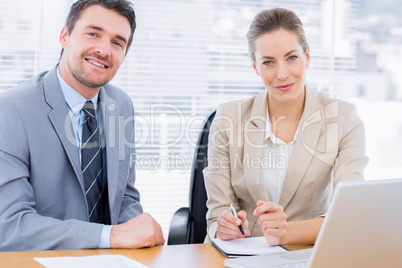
[{"left": 1, "top": 0, "right": 401, "bottom": 239}]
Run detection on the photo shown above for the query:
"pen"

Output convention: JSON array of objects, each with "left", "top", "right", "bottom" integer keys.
[{"left": 229, "top": 204, "right": 245, "bottom": 235}]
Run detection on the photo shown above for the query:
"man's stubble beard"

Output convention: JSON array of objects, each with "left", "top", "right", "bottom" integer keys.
[{"left": 67, "top": 58, "right": 110, "bottom": 89}]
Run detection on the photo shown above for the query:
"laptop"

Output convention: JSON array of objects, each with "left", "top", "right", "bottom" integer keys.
[{"left": 224, "top": 179, "right": 402, "bottom": 268}]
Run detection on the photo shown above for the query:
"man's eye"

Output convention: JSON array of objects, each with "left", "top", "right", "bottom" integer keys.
[
  {"left": 113, "top": 41, "right": 123, "bottom": 48},
  {"left": 88, "top": 32, "right": 96, "bottom": 37}
]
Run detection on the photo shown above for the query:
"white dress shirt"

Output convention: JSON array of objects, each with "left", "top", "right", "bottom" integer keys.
[{"left": 56, "top": 67, "right": 112, "bottom": 248}]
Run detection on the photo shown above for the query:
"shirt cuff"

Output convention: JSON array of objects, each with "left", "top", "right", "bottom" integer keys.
[{"left": 99, "top": 225, "right": 112, "bottom": 248}]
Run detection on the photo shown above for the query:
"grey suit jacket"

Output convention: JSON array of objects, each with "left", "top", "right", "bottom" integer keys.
[
  {"left": 204, "top": 87, "right": 369, "bottom": 241},
  {"left": 0, "top": 66, "right": 143, "bottom": 251}
]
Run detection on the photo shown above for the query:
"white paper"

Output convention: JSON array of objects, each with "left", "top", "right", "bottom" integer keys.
[
  {"left": 212, "top": 236, "right": 287, "bottom": 256},
  {"left": 34, "top": 254, "right": 148, "bottom": 268}
]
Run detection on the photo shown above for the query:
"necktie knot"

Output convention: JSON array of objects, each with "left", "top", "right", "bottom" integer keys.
[
  {"left": 82, "top": 101, "right": 96, "bottom": 127},
  {"left": 83, "top": 101, "right": 95, "bottom": 117}
]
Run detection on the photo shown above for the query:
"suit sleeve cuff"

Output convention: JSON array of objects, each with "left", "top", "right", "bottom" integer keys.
[
  {"left": 208, "top": 222, "right": 218, "bottom": 241},
  {"left": 99, "top": 225, "right": 112, "bottom": 248}
]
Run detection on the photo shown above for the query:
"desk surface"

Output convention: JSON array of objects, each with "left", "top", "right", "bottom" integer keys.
[{"left": 0, "top": 243, "right": 312, "bottom": 268}]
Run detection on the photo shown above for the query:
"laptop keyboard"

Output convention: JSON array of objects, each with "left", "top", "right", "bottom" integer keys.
[{"left": 269, "top": 260, "right": 309, "bottom": 268}]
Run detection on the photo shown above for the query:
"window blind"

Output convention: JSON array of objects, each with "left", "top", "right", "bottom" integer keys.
[{"left": 0, "top": 0, "right": 358, "bottom": 238}]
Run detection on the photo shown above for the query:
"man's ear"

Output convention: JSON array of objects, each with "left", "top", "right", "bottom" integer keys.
[{"left": 60, "top": 25, "right": 68, "bottom": 48}]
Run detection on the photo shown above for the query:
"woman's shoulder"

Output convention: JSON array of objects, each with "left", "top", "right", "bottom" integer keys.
[
  {"left": 217, "top": 91, "right": 267, "bottom": 116},
  {"left": 310, "top": 87, "right": 356, "bottom": 111},
  {"left": 307, "top": 87, "right": 360, "bottom": 126}
]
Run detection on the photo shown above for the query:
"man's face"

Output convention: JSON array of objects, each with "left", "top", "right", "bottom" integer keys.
[{"left": 59, "top": 5, "right": 131, "bottom": 96}]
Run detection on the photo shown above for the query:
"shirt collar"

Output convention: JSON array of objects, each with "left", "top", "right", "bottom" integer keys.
[
  {"left": 265, "top": 109, "right": 279, "bottom": 143},
  {"left": 264, "top": 109, "right": 302, "bottom": 144},
  {"left": 56, "top": 66, "right": 99, "bottom": 115},
  {"left": 265, "top": 110, "right": 273, "bottom": 141}
]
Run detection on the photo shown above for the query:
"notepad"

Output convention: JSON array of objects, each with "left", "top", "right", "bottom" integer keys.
[
  {"left": 212, "top": 236, "right": 287, "bottom": 257},
  {"left": 34, "top": 254, "right": 148, "bottom": 268}
]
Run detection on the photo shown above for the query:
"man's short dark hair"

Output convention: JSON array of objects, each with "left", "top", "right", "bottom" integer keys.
[{"left": 61, "top": 0, "right": 136, "bottom": 56}]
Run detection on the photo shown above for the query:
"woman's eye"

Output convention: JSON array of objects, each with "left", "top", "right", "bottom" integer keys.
[
  {"left": 263, "top": 61, "right": 273, "bottom": 65},
  {"left": 288, "top": 55, "right": 297, "bottom": 61}
]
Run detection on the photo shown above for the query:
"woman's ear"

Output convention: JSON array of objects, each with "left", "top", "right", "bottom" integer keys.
[
  {"left": 251, "top": 58, "right": 261, "bottom": 76},
  {"left": 304, "top": 48, "right": 310, "bottom": 68}
]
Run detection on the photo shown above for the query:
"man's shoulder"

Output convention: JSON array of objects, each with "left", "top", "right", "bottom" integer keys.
[
  {"left": 103, "top": 83, "right": 131, "bottom": 102},
  {"left": 0, "top": 71, "right": 48, "bottom": 106},
  {"left": 101, "top": 83, "right": 134, "bottom": 116}
]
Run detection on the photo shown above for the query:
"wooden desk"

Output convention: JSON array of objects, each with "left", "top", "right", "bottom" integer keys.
[{"left": 0, "top": 243, "right": 312, "bottom": 268}]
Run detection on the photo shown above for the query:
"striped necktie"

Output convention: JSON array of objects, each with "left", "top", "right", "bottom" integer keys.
[{"left": 81, "top": 100, "right": 110, "bottom": 224}]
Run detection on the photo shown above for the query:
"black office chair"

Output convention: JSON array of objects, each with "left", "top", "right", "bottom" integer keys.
[{"left": 167, "top": 110, "right": 216, "bottom": 245}]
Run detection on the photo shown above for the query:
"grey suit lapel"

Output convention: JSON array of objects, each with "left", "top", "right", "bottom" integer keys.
[
  {"left": 243, "top": 91, "right": 268, "bottom": 203},
  {"left": 279, "top": 87, "right": 323, "bottom": 209},
  {"left": 44, "top": 67, "right": 85, "bottom": 191},
  {"left": 99, "top": 88, "right": 119, "bottom": 216}
]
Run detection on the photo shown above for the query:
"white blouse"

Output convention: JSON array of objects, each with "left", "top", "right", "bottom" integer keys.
[{"left": 260, "top": 112, "right": 301, "bottom": 203}]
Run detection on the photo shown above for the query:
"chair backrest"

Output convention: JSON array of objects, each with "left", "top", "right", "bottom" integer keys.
[{"left": 187, "top": 110, "right": 216, "bottom": 243}]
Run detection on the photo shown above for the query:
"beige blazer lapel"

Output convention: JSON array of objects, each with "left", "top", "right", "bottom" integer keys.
[
  {"left": 243, "top": 91, "right": 269, "bottom": 203},
  {"left": 279, "top": 87, "right": 323, "bottom": 209}
]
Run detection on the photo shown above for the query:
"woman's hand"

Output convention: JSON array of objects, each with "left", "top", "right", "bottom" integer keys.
[
  {"left": 217, "top": 209, "right": 251, "bottom": 240},
  {"left": 253, "top": 200, "right": 287, "bottom": 246}
]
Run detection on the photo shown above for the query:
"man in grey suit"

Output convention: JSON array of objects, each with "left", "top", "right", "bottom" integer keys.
[{"left": 0, "top": 0, "right": 165, "bottom": 251}]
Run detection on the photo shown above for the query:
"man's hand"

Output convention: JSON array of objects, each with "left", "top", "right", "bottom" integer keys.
[{"left": 110, "top": 212, "right": 165, "bottom": 248}]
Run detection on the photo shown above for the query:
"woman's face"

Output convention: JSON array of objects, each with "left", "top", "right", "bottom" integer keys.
[{"left": 252, "top": 29, "right": 310, "bottom": 106}]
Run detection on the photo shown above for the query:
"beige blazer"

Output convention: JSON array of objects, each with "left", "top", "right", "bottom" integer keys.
[{"left": 204, "top": 87, "right": 368, "bottom": 241}]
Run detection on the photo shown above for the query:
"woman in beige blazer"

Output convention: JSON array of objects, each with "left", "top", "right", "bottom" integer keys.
[{"left": 204, "top": 8, "right": 368, "bottom": 246}]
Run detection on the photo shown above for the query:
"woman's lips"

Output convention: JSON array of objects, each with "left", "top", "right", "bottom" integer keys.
[{"left": 275, "top": 83, "right": 295, "bottom": 92}]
